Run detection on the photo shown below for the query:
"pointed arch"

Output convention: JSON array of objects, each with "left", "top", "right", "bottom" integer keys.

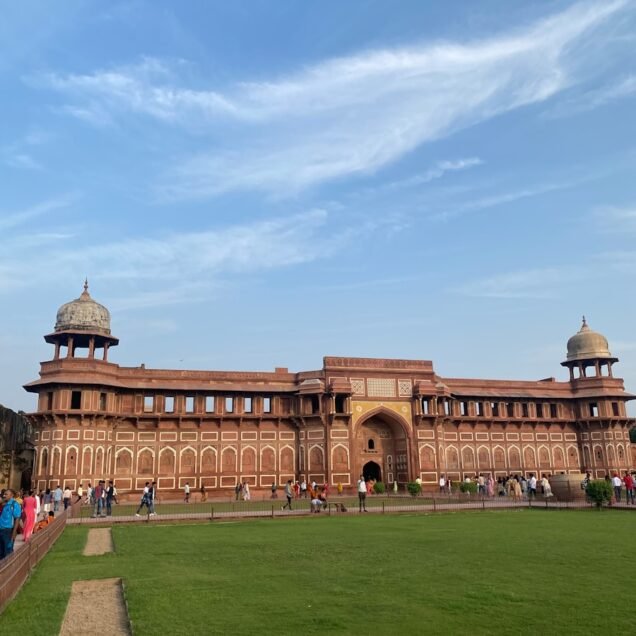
[
  {"left": 280, "top": 444, "right": 295, "bottom": 472},
  {"left": 607, "top": 444, "right": 616, "bottom": 466},
  {"left": 523, "top": 446, "right": 536, "bottom": 469},
  {"left": 201, "top": 446, "right": 217, "bottom": 474},
  {"left": 355, "top": 406, "right": 410, "bottom": 439},
  {"left": 65, "top": 445, "right": 79, "bottom": 475},
  {"left": 240, "top": 445, "right": 257, "bottom": 473},
  {"left": 566, "top": 445, "right": 580, "bottom": 468},
  {"left": 180, "top": 446, "right": 197, "bottom": 475},
  {"left": 332, "top": 443, "right": 350, "bottom": 471},
  {"left": 461, "top": 446, "right": 475, "bottom": 470},
  {"left": 445, "top": 445, "right": 459, "bottom": 470},
  {"left": 309, "top": 444, "right": 324, "bottom": 471},
  {"left": 507, "top": 445, "right": 521, "bottom": 469},
  {"left": 553, "top": 446, "right": 565, "bottom": 469},
  {"left": 221, "top": 446, "right": 237, "bottom": 472},
  {"left": 538, "top": 445, "right": 551, "bottom": 468},
  {"left": 593, "top": 444, "right": 604, "bottom": 466},
  {"left": 82, "top": 446, "right": 93, "bottom": 475},
  {"left": 51, "top": 446, "right": 62, "bottom": 474},
  {"left": 159, "top": 447, "right": 176, "bottom": 475},
  {"left": 419, "top": 444, "right": 436, "bottom": 471},
  {"left": 477, "top": 445, "right": 491, "bottom": 469},
  {"left": 493, "top": 445, "right": 506, "bottom": 469},
  {"left": 617, "top": 443, "right": 625, "bottom": 463},
  {"left": 115, "top": 447, "right": 133, "bottom": 475},
  {"left": 40, "top": 447, "right": 49, "bottom": 474},
  {"left": 583, "top": 444, "right": 592, "bottom": 468},
  {"left": 260, "top": 445, "right": 276, "bottom": 472},
  {"left": 137, "top": 447, "right": 154, "bottom": 475}
]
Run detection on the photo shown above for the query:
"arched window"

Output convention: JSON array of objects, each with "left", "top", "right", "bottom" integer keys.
[{"left": 368, "top": 439, "right": 375, "bottom": 450}]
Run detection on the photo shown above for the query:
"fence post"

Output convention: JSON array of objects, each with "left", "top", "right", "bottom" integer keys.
[
  {"left": 482, "top": 497, "right": 485, "bottom": 510},
  {"left": 210, "top": 506, "right": 214, "bottom": 521},
  {"left": 271, "top": 505, "right": 275, "bottom": 518},
  {"left": 382, "top": 501, "right": 385, "bottom": 515}
]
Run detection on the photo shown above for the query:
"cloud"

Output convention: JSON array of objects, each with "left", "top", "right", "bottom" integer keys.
[
  {"left": 0, "top": 208, "right": 378, "bottom": 303},
  {"left": 454, "top": 267, "right": 586, "bottom": 299},
  {"left": 34, "top": 1, "right": 629, "bottom": 198},
  {"left": 0, "top": 195, "right": 77, "bottom": 231},
  {"left": 546, "top": 74, "right": 636, "bottom": 118},
  {"left": 593, "top": 205, "right": 636, "bottom": 232}
]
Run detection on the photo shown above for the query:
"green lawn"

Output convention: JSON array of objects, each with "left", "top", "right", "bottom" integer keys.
[{"left": 2, "top": 510, "right": 634, "bottom": 635}]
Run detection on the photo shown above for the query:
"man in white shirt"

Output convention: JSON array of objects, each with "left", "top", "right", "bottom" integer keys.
[
  {"left": 184, "top": 482, "right": 191, "bottom": 503},
  {"left": 357, "top": 475, "right": 368, "bottom": 513},
  {"left": 439, "top": 475, "right": 446, "bottom": 493},
  {"left": 612, "top": 474, "right": 623, "bottom": 503},
  {"left": 528, "top": 474, "right": 537, "bottom": 498}
]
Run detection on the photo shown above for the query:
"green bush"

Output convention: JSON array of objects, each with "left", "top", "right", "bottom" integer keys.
[
  {"left": 459, "top": 481, "right": 478, "bottom": 495},
  {"left": 406, "top": 482, "right": 421, "bottom": 497},
  {"left": 373, "top": 481, "right": 386, "bottom": 494},
  {"left": 585, "top": 479, "right": 613, "bottom": 508}
]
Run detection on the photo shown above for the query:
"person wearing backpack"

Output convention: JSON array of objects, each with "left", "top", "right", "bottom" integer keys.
[{"left": 0, "top": 489, "right": 23, "bottom": 559}]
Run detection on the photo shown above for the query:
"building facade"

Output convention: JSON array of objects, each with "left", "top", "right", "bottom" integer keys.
[{"left": 25, "top": 284, "right": 636, "bottom": 495}]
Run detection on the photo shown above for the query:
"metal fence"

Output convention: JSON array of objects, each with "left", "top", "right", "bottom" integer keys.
[
  {"left": 0, "top": 509, "right": 67, "bottom": 613},
  {"left": 65, "top": 492, "right": 612, "bottom": 525}
]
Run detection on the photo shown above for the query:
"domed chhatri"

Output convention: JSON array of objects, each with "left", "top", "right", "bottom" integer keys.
[
  {"left": 565, "top": 316, "right": 613, "bottom": 363},
  {"left": 54, "top": 279, "right": 111, "bottom": 335}
]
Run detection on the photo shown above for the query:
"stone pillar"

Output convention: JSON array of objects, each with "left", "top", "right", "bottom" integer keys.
[
  {"left": 54, "top": 342, "right": 60, "bottom": 360},
  {"left": 88, "top": 337, "right": 95, "bottom": 359},
  {"left": 103, "top": 342, "right": 109, "bottom": 361},
  {"left": 67, "top": 337, "right": 74, "bottom": 358}
]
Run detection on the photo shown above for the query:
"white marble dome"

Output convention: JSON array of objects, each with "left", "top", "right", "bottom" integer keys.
[{"left": 54, "top": 281, "right": 111, "bottom": 334}]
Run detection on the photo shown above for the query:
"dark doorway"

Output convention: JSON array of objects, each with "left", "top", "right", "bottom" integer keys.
[{"left": 363, "top": 461, "right": 381, "bottom": 482}]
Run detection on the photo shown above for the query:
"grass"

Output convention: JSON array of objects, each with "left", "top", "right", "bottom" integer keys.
[{"left": 1, "top": 510, "right": 635, "bottom": 635}]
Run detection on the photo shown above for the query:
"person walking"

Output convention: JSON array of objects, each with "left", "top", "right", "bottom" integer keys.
[
  {"left": 200, "top": 485, "right": 207, "bottom": 503},
  {"left": 43, "top": 488, "right": 52, "bottom": 516},
  {"left": 234, "top": 482, "right": 241, "bottom": 501},
  {"left": 76, "top": 484, "right": 84, "bottom": 504},
  {"left": 184, "top": 482, "right": 191, "bottom": 503},
  {"left": 92, "top": 481, "right": 103, "bottom": 518},
  {"left": 63, "top": 485, "right": 72, "bottom": 510},
  {"left": 624, "top": 472, "right": 635, "bottom": 505},
  {"left": 439, "top": 475, "right": 446, "bottom": 494},
  {"left": 84, "top": 483, "right": 93, "bottom": 505},
  {"left": 300, "top": 480, "right": 307, "bottom": 498},
  {"left": 282, "top": 480, "right": 293, "bottom": 511},
  {"left": 612, "top": 473, "right": 623, "bottom": 503},
  {"left": 0, "top": 489, "right": 22, "bottom": 560},
  {"left": 22, "top": 490, "right": 37, "bottom": 542},
  {"left": 135, "top": 482, "right": 151, "bottom": 517},
  {"left": 357, "top": 475, "right": 368, "bottom": 512},
  {"left": 148, "top": 482, "right": 157, "bottom": 516},
  {"left": 53, "top": 485, "right": 63, "bottom": 512},
  {"left": 528, "top": 474, "right": 537, "bottom": 499},
  {"left": 105, "top": 481, "right": 115, "bottom": 516},
  {"left": 243, "top": 482, "right": 251, "bottom": 501}
]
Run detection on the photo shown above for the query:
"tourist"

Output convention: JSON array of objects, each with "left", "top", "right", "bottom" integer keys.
[
  {"left": 513, "top": 478, "right": 522, "bottom": 501},
  {"left": 446, "top": 478, "right": 452, "bottom": 495},
  {"left": 624, "top": 472, "right": 634, "bottom": 505},
  {"left": 184, "top": 482, "right": 191, "bottom": 503},
  {"left": 106, "top": 481, "right": 115, "bottom": 516},
  {"left": 300, "top": 480, "right": 307, "bottom": 498},
  {"left": 311, "top": 480, "right": 317, "bottom": 492},
  {"left": 478, "top": 475, "right": 485, "bottom": 495},
  {"left": 112, "top": 482, "right": 119, "bottom": 505},
  {"left": 234, "top": 482, "right": 241, "bottom": 501},
  {"left": 294, "top": 481, "right": 300, "bottom": 498},
  {"left": 63, "top": 485, "right": 72, "bottom": 510},
  {"left": 243, "top": 482, "right": 251, "bottom": 501},
  {"left": 85, "top": 483, "right": 92, "bottom": 505},
  {"left": 612, "top": 473, "right": 622, "bottom": 503},
  {"left": 148, "top": 482, "right": 157, "bottom": 516},
  {"left": 393, "top": 480, "right": 398, "bottom": 494},
  {"left": 486, "top": 475, "right": 494, "bottom": 498},
  {"left": 528, "top": 474, "right": 537, "bottom": 498},
  {"left": 357, "top": 474, "right": 368, "bottom": 513},
  {"left": 282, "top": 480, "right": 293, "bottom": 511},
  {"left": 92, "top": 481, "right": 104, "bottom": 518},
  {"left": 34, "top": 511, "right": 55, "bottom": 533},
  {"left": 22, "top": 490, "right": 37, "bottom": 542},
  {"left": 415, "top": 476, "right": 422, "bottom": 495},
  {"left": 42, "top": 488, "right": 52, "bottom": 516},
  {"left": 542, "top": 475, "right": 553, "bottom": 498},
  {"left": 135, "top": 482, "right": 151, "bottom": 516},
  {"left": 439, "top": 474, "right": 445, "bottom": 494},
  {"left": 76, "top": 483, "right": 84, "bottom": 504},
  {"left": 271, "top": 482, "right": 278, "bottom": 499},
  {"left": 0, "top": 489, "right": 22, "bottom": 560},
  {"left": 53, "top": 485, "right": 63, "bottom": 512},
  {"left": 200, "top": 485, "right": 207, "bottom": 503},
  {"left": 34, "top": 490, "right": 41, "bottom": 521}
]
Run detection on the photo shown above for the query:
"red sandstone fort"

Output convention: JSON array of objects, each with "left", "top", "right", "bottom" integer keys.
[{"left": 24, "top": 283, "right": 636, "bottom": 494}]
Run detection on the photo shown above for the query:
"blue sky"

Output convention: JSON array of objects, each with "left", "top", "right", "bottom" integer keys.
[{"left": 2, "top": 0, "right": 636, "bottom": 411}]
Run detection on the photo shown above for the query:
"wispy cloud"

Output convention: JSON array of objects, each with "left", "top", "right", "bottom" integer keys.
[
  {"left": 33, "top": 1, "right": 629, "bottom": 198},
  {"left": 454, "top": 266, "right": 587, "bottom": 299},
  {"left": 0, "top": 208, "right": 387, "bottom": 304},
  {"left": 0, "top": 195, "right": 77, "bottom": 231},
  {"left": 594, "top": 205, "right": 636, "bottom": 232},
  {"left": 546, "top": 74, "right": 636, "bottom": 118}
]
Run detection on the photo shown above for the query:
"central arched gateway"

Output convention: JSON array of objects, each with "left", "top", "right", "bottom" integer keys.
[{"left": 355, "top": 409, "right": 410, "bottom": 485}]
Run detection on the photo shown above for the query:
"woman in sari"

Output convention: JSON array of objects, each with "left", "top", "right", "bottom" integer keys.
[
  {"left": 487, "top": 476, "right": 495, "bottom": 498},
  {"left": 22, "top": 490, "right": 37, "bottom": 542}
]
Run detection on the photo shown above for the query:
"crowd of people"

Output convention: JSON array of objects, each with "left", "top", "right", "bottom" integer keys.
[
  {"left": 607, "top": 472, "right": 636, "bottom": 504},
  {"left": 436, "top": 473, "right": 554, "bottom": 499}
]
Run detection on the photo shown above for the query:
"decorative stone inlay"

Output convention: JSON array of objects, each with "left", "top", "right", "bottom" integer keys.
[{"left": 366, "top": 378, "right": 396, "bottom": 398}]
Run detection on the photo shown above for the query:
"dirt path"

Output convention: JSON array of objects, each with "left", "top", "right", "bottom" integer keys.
[
  {"left": 59, "top": 578, "right": 131, "bottom": 635},
  {"left": 83, "top": 528, "right": 114, "bottom": 556}
]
